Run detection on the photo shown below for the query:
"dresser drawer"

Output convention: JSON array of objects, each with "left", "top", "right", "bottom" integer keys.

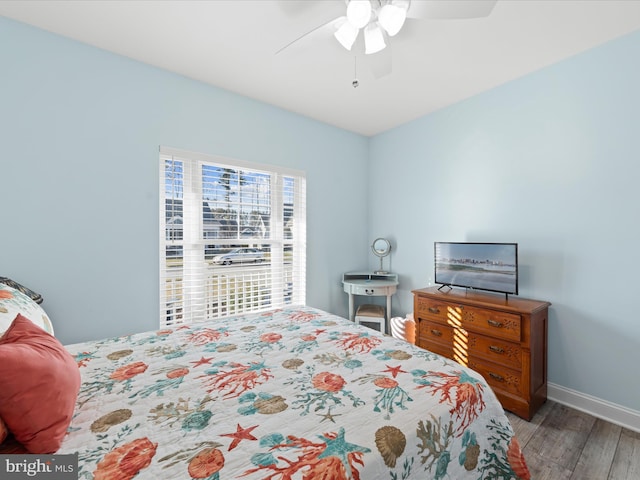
[
  {"left": 468, "top": 357, "right": 522, "bottom": 397},
  {"left": 468, "top": 332, "right": 522, "bottom": 369},
  {"left": 415, "top": 297, "right": 454, "bottom": 324},
  {"left": 417, "top": 319, "right": 455, "bottom": 344},
  {"left": 418, "top": 339, "right": 453, "bottom": 359},
  {"left": 460, "top": 306, "right": 521, "bottom": 342}
]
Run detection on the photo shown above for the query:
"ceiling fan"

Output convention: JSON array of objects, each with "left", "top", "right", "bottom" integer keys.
[{"left": 276, "top": 0, "right": 497, "bottom": 79}]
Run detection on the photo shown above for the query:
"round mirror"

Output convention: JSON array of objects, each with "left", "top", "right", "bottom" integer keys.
[
  {"left": 371, "top": 238, "right": 391, "bottom": 258},
  {"left": 371, "top": 238, "right": 391, "bottom": 274}
]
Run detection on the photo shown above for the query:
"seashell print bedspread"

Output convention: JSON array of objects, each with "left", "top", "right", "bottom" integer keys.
[{"left": 57, "top": 306, "right": 530, "bottom": 479}]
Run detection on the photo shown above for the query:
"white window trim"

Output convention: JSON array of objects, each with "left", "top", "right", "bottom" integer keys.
[{"left": 159, "top": 146, "right": 306, "bottom": 327}]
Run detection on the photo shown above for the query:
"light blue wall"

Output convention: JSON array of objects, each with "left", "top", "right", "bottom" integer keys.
[
  {"left": 3, "top": 15, "right": 639, "bottom": 413},
  {"left": 0, "top": 17, "right": 369, "bottom": 344},
  {"left": 369, "top": 30, "right": 640, "bottom": 411}
]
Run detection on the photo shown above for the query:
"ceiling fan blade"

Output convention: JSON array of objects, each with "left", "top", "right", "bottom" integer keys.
[
  {"left": 407, "top": 0, "right": 497, "bottom": 19},
  {"left": 276, "top": 17, "right": 342, "bottom": 55},
  {"left": 275, "top": 0, "right": 346, "bottom": 55},
  {"left": 367, "top": 48, "right": 393, "bottom": 79}
]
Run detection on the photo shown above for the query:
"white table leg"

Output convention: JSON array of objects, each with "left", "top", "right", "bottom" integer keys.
[
  {"left": 348, "top": 293, "right": 355, "bottom": 322},
  {"left": 383, "top": 295, "right": 392, "bottom": 335}
]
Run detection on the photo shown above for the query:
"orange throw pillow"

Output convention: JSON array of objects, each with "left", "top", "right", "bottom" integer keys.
[
  {"left": 0, "top": 314, "right": 80, "bottom": 453},
  {"left": 0, "top": 417, "right": 7, "bottom": 444}
]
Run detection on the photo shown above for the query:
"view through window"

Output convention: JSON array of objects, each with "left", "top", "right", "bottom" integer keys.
[{"left": 159, "top": 147, "right": 306, "bottom": 327}]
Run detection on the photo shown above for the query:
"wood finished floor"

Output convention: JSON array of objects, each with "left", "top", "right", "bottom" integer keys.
[{"left": 505, "top": 401, "right": 640, "bottom": 480}]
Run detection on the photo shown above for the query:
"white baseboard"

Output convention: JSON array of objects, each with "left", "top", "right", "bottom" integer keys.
[{"left": 548, "top": 383, "right": 640, "bottom": 433}]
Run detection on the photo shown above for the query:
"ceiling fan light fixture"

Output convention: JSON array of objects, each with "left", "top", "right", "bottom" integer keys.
[
  {"left": 346, "top": 0, "right": 372, "bottom": 29},
  {"left": 334, "top": 18, "right": 359, "bottom": 51},
  {"left": 364, "top": 23, "right": 386, "bottom": 55},
  {"left": 378, "top": 3, "right": 407, "bottom": 37}
]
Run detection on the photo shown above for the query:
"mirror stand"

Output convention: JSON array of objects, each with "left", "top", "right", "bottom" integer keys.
[{"left": 371, "top": 238, "right": 391, "bottom": 274}]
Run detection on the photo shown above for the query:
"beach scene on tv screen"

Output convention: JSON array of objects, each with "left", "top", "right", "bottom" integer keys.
[{"left": 435, "top": 243, "right": 517, "bottom": 293}]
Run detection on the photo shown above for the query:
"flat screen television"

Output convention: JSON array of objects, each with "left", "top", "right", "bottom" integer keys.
[{"left": 434, "top": 242, "right": 518, "bottom": 296}]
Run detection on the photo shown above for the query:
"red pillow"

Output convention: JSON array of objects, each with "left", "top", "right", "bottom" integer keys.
[{"left": 0, "top": 314, "right": 80, "bottom": 453}]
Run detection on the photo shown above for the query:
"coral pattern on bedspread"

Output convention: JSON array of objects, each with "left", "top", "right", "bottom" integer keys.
[{"left": 54, "top": 307, "right": 529, "bottom": 479}]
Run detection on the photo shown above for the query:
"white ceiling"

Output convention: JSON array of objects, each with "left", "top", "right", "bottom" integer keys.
[{"left": 2, "top": 0, "right": 640, "bottom": 136}]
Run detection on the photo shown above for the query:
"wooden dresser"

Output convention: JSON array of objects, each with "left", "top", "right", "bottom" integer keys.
[{"left": 413, "top": 286, "right": 550, "bottom": 420}]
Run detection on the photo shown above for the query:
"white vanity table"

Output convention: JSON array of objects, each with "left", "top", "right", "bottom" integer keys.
[{"left": 342, "top": 272, "right": 399, "bottom": 328}]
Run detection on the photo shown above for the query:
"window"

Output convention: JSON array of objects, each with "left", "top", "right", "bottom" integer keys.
[{"left": 159, "top": 147, "right": 306, "bottom": 327}]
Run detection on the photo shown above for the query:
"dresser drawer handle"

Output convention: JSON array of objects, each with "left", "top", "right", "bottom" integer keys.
[
  {"left": 365, "top": 289, "right": 375, "bottom": 295},
  {"left": 489, "top": 372, "right": 504, "bottom": 382},
  {"left": 487, "top": 319, "right": 504, "bottom": 328},
  {"left": 489, "top": 345, "right": 504, "bottom": 354},
  {"left": 430, "top": 329, "right": 442, "bottom": 337},
  {"left": 428, "top": 306, "right": 440, "bottom": 314}
]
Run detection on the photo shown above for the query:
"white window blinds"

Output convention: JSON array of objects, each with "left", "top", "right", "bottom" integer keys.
[{"left": 159, "top": 147, "right": 306, "bottom": 327}]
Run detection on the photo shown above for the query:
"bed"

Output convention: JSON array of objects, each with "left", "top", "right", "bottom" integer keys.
[{"left": 1, "top": 298, "right": 530, "bottom": 479}]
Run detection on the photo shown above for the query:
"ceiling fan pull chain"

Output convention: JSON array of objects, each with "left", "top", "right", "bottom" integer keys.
[{"left": 353, "top": 56, "right": 359, "bottom": 88}]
